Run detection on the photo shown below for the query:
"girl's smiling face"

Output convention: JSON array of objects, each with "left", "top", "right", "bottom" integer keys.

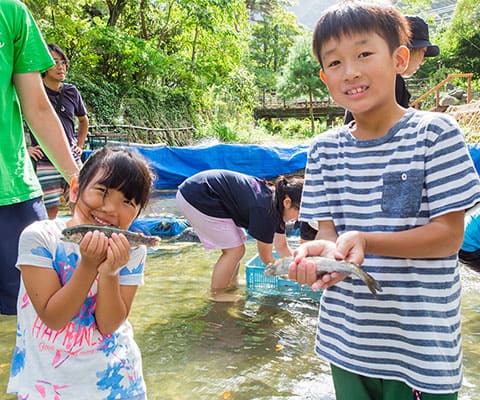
[{"left": 68, "top": 170, "right": 141, "bottom": 230}]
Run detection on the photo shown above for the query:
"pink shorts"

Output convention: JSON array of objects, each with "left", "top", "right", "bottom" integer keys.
[{"left": 176, "top": 191, "right": 246, "bottom": 249}]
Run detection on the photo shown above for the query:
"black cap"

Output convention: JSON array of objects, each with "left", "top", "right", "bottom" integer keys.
[{"left": 406, "top": 16, "right": 440, "bottom": 57}]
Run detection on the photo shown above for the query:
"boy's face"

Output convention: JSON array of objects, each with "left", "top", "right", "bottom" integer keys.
[
  {"left": 402, "top": 47, "right": 426, "bottom": 78},
  {"left": 45, "top": 50, "right": 67, "bottom": 83},
  {"left": 319, "top": 32, "right": 409, "bottom": 117}
]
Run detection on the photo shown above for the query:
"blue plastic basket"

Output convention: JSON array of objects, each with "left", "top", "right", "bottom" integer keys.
[{"left": 245, "top": 254, "right": 323, "bottom": 301}]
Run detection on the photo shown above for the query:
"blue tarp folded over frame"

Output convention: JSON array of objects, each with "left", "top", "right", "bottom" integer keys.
[{"left": 85, "top": 143, "right": 309, "bottom": 189}]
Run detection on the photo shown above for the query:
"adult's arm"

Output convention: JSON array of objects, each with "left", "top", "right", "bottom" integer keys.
[{"left": 76, "top": 114, "right": 89, "bottom": 150}]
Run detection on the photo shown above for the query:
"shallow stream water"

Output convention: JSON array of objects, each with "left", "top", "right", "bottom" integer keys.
[{"left": 0, "top": 192, "right": 478, "bottom": 400}]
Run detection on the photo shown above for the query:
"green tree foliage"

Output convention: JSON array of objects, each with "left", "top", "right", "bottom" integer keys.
[
  {"left": 28, "top": 0, "right": 252, "bottom": 133},
  {"left": 435, "top": 0, "right": 480, "bottom": 78},
  {"left": 249, "top": 7, "right": 304, "bottom": 91},
  {"left": 276, "top": 35, "right": 328, "bottom": 133}
]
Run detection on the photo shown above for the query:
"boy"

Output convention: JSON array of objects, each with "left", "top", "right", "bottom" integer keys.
[
  {"left": 289, "top": 2, "right": 480, "bottom": 399},
  {"left": 301, "top": 15, "right": 442, "bottom": 242},
  {"left": 28, "top": 43, "right": 89, "bottom": 219}
]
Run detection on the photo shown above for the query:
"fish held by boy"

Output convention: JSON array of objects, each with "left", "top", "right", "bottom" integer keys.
[
  {"left": 265, "top": 256, "right": 382, "bottom": 296},
  {"left": 62, "top": 224, "right": 161, "bottom": 248}
]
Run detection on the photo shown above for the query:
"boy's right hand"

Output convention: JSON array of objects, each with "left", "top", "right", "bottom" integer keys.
[{"left": 288, "top": 239, "right": 340, "bottom": 290}]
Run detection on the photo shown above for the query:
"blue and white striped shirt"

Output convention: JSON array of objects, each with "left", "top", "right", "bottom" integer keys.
[{"left": 300, "top": 109, "right": 480, "bottom": 393}]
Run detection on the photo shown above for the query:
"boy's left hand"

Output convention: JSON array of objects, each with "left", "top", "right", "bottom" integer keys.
[
  {"left": 97, "top": 233, "right": 131, "bottom": 276},
  {"left": 335, "top": 230, "right": 365, "bottom": 266}
]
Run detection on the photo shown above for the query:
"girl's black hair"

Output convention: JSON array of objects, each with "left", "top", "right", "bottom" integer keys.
[
  {"left": 272, "top": 175, "right": 304, "bottom": 230},
  {"left": 76, "top": 147, "right": 154, "bottom": 214},
  {"left": 312, "top": 1, "right": 410, "bottom": 66}
]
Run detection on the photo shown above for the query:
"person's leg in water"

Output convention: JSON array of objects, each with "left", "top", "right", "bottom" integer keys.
[
  {"left": 176, "top": 191, "right": 246, "bottom": 301},
  {"left": 210, "top": 245, "right": 245, "bottom": 302}
]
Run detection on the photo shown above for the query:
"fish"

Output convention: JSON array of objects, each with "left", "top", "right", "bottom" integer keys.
[
  {"left": 264, "top": 256, "right": 383, "bottom": 296},
  {"left": 61, "top": 224, "right": 161, "bottom": 248}
]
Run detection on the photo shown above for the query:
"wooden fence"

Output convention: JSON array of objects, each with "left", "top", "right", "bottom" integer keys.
[{"left": 87, "top": 125, "right": 196, "bottom": 148}]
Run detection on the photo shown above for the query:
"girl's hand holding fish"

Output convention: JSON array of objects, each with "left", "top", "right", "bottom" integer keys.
[
  {"left": 75, "top": 229, "right": 131, "bottom": 277},
  {"left": 78, "top": 230, "right": 109, "bottom": 271},
  {"left": 97, "top": 232, "right": 131, "bottom": 277}
]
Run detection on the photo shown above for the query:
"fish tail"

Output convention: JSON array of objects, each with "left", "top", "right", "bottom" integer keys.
[
  {"left": 353, "top": 265, "right": 383, "bottom": 296},
  {"left": 364, "top": 273, "right": 383, "bottom": 296}
]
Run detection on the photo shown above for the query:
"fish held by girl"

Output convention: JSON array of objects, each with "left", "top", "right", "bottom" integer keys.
[{"left": 62, "top": 224, "right": 161, "bottom": 248}]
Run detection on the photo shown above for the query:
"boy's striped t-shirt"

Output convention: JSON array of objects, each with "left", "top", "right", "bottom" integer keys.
[{"left": 300, "top": 109, "right": 480, "bottom": 393}]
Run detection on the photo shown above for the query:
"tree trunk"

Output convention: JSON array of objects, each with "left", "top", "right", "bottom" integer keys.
[
  {"left": 191, "top": 23, "right": 200, "bottom": 65},
  {"left": 106, "top": 0, "right": 128, "bottom": 27},
  {"left": 140, "top": 0, "right": 149, "bottom": 40}
]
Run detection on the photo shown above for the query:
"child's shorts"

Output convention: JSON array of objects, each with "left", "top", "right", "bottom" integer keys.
[
  {"left": 331, "top": 364, "right": 458, "bottom": 400},
  {"left": 37, "top": 161, "right": 67, "bottom": 208},
  {"left": 0, "top": 197, "right": 47, "bottom": 315},
  {"left": 176, "top": 190, "right": 246, "bottom": 249}
]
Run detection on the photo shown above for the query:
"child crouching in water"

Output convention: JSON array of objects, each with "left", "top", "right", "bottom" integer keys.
[{"left": 8, "top": 147, "right": 153, "bottom": 399}]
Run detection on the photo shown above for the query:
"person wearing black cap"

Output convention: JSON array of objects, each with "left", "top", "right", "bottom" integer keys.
[{"left": 343, "top": 15, "right": 439, "bottom": 125}]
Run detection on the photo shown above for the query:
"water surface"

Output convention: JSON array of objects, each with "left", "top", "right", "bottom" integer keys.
[{"left": 0, "top": 194, "right": 478, "bottom": 399}]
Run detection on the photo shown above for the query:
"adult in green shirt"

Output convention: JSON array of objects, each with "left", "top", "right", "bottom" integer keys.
[{"left": 0, "top": 0, "right": 79, "bottom": 315}]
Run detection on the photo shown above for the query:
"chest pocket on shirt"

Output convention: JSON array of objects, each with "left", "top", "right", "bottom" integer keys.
[{"left": 382, "top": 170, "right": 423, "bottom": 217}]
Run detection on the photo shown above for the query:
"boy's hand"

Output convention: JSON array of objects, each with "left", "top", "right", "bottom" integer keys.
[
  {"left": 336, "top": 230, "right": 366, "bottom": 266},
  {"left": 288, "top": 239, "right": 339, "bottom": 290},
  {"left": 27, "top": 145, "right": 44, "bottom": 161},
  {"left": 79, "top": 230, "right": 108, "bottom": 270},
  {"left": 97, "top": 233, "right": 131, "bottom": 277},
  {"left": 305, "top": 230, "right": 367, "bottom": 291}
]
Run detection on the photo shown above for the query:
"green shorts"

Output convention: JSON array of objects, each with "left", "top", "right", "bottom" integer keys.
[{"left": 331, "top": 364, "right": 458, "bottom": 400}]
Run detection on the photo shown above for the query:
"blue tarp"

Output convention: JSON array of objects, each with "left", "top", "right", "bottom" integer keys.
[
  {"left": 85, "top": 142, "right": 480, "bottom": 190},
  {"left": 130, "top": 216, "right": 189, "bottom": 237},
  {"left": 85, "top": 143, "right": 308, "bottom": 189},
  {"left": 468, "top": 143, "right": 480, "bottom": 176},
  {"left": 130, "top": 143, "right": 309, "bottom": 189}
]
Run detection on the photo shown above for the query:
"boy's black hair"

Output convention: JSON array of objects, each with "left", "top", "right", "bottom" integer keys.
[
  {"left": 77, "top": 147, "right": 154, "bottom": 215},
  {"left": 312, "top": 1, "right": 411, "bottom": 66},
  {"left": 272, "top": 175, "right": 304, "bottom": 230},
  {"left": 42, "top": 43, "right": 70, "bottom": 78},
  {"left": 47, "top": 43, "right": 69, "bottom": 65}
]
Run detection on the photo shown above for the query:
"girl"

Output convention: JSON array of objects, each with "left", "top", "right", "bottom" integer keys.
[
  {"left": 8, "top": 147, "right": 153, "bottom": 400},
  {"left": 176, "top": 169, "right": 303, "bottom": 300}
]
